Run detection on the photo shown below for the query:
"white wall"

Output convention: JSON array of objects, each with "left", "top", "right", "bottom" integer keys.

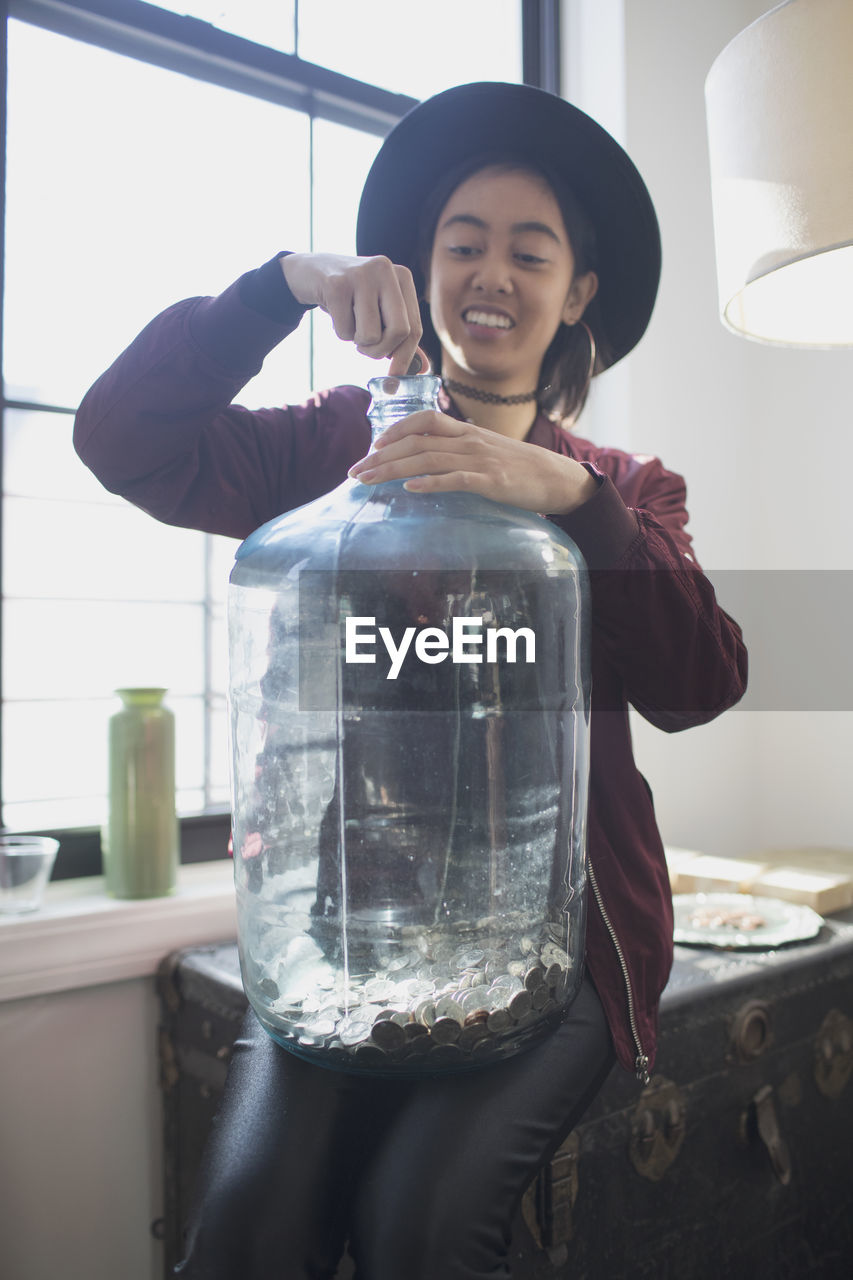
[
  {"left": 564, "top": 0, "right": 853, "bottom": 857},
  {"left": 0, "top": 864, "right": 236, "bottom": 1280},
  {"left": 0, "top": 979, "right": 164, "bottom": 1280}
]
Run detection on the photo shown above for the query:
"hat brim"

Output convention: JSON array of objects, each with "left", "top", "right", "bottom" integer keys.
[{"left": 355, "top": 81, "right": 661, "bottom": 368}]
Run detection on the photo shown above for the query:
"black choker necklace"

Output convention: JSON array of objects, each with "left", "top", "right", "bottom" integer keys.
[{"left": 442, "top": 377, "right": 538, "bottom": 406}]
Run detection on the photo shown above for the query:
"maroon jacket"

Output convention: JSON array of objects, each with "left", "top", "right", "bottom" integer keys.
[{"left": 74, "top": 266, "right": 747, "bottom": 1078}]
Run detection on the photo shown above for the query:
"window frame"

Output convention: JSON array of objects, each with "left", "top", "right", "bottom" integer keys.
[{"left": 0, "top": 0, "right": 559, "bottom": 877}]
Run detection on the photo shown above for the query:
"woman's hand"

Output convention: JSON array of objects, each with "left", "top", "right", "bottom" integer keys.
[
  {"left": 280, "top": 253, "right": 422, "bottom": 376},
  {"left": 348, "top": 411, "right": 598, "bottom": 515}
]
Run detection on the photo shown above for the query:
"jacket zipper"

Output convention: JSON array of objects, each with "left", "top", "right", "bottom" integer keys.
[{"left": 587, "top": 855, "right": 651, "bottom": 1085}]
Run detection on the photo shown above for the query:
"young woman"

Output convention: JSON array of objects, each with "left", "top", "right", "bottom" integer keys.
[{"left": 75, "top": 82, "right": 746, "bottom": 1280}]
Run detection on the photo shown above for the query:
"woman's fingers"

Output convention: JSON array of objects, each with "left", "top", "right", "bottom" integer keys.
[
  {"left": 363, "top": 413, "right": 485, "bottom": 467},
  {"left": 349, "top": 416, "right": 500, "bottom": 488},
  {"left": 352, "top": 445, "right": 469, "bottom": 482},
  {"left": 386, "top": 268, "right": 424, "bottom": 375},
  {"left": 350, "top": 264, "right": 393, "bottom": 351},
  {"left": 356, "top": 264, "right": 423, "bottom": 373},
  {"left": 372, "top": 410, "right": 466, "bottom": 448},
  {"left": 280, "top": 252, "right": 421, "bottom": 368},
  {"left": 348, "top": 414, "right": 595, "bottom": 514}
]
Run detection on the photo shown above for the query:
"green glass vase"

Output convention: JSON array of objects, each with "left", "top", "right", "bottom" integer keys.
[{"left": 105, "top": 687, "right": 178, "bottom": 898}]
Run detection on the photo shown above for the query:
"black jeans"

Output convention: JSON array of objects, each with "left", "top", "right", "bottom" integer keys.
[{"left": 175, "top": 973, "right": 614, "bottom": 1280}]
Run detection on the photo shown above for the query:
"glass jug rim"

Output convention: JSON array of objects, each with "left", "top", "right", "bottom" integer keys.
[{"left": 367, "top": 372, "right": 442, "bottom": 401}]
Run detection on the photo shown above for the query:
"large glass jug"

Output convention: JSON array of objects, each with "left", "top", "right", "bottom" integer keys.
[{"left": 228, "top": 374, "right": 590, "bottom": 1073}]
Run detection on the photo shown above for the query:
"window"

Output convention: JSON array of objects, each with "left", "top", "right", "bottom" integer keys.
[
  {"left": 153, "top": 1, "right": 297, "bottom": 53},
  {"left": 0, "top": 0, "right": 547, "bottom": 874}
]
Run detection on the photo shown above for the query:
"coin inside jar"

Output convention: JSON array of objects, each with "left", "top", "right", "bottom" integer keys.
[
  {"left": 338, "top": 1016, "right": 372, "bottom": 1047},
  {"left": 427, "top": 1042, "right": 464, "bottom": 1065},
  {"left": 253, "top": 915, "right": 577, "bottom": 1072},
  {"left": 486, "top": 1008, "right": 512, "bottom": 1034},
  {"left": 523, "top": 963, "right": 546, "bottom": 992},
  {"left": 458, "top": 1021, "right": 490, "bottom": 1049},
  {"left": 415, "top": 999, "right": 437, "bottom": 1026},
  {"left": 430, "top": 1016, "right": 462, "bottom": 1045},
  {"left": 364, "top": 978, "right": 398, "bottom": 1002},
  {"left": 463, "top": 1009, "right": 489, "bottom": 1027},
  {"left": 434, "top": 995, "right": 465, "bottom": 1023},
  {"left": 461, "top": 986, "right": 491, "bottom": 1015},
  {"left": 354, "top": 1043, "right": 387, "bottom": 1065},
  {"left": 508, "top": 989, "right": 533, "bottom": 1021},
  {"left": 531, "top": 985, "right": 550, "bottom": 1011},
  {"left": 370, "top": 1019, "right": 407, "bottom": 1052},
  {"left": 301, "top": 1016, "right": 337, "bottom": 1038}
]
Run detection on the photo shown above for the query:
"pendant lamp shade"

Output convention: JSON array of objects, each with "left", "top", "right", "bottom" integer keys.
[{"left": 705, "top": 0, "right": 853, "bottom": 346}]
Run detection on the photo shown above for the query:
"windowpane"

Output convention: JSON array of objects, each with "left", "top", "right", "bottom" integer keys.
[
  {"left": 298, "top": 0, "right": 522, "bottom": 99},
  {"left": 313, "top": 120, "right": 383, "bottom": 256},
  {"left": 3, "top": 794, "right": 108, "bottom": 835},
  {"left": 210, "top": 537, "right": 239, "bottom": 606},
  {"left": 3, "top": 20, "right": 311, "bottom": 409},
  {"left": 175, "top": 696, "right": 206, "bottom": 791},
  {"left": 210, "top": 604, "right": 229, "bottom": 695},
  {"left": 209, "top": 697, "right": 231, "bottom": 795},
  {"left": 3, "top": 600, "right": 206, "bottom": 701},
  {"left": 1, "top": 691, "right": 201, "bottom": 798},
  {"left": 2, "top": 694, "right": 206, "bottom": 829},
  {"left": 4, "top": 409, "right": 121, "bottom": 504},
  {"left": 2, "top": 496, "right": 206, "bottom": 602},
  {"left": 2, "top": 699, "right": 103, "bottom": 806},
  {"left": 241, "top": 315, "right": 314, "bottom": 412},
  {"left": 154, "top": 1, "right": 295, "bottom": 52},
  {"left": 311, "top": 119, "right": 385, "bottom": 392}
]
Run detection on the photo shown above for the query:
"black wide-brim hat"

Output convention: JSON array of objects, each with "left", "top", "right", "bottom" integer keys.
[{"left": 356, "top": 81, "right": 661, "bottom": 369}]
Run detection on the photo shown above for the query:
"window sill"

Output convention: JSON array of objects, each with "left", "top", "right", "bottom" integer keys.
[{"left": 0, "top": 860, "right": 236, "bottom": 1003}]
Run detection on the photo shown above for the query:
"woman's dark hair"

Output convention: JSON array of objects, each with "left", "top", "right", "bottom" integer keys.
[{"left": 415, "top": 152, "right": 613, "bottom": 422}]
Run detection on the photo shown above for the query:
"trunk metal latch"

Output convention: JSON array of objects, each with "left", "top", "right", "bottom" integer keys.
[
  {"left": 729, "top": 999, "right": 773, "bottom": 1063},
  {"left": 521, "top": 1130, "right": 580, "bottom": 1257},
  {"left": 628, "top": 1076, "right": 687, "bottom": 1180},
  {"left": 744, "top": 1083, "right": 792, "bottom": 1186},
  {"left": 814, "top": 1008, "right": 853, "bottom": 1100}
]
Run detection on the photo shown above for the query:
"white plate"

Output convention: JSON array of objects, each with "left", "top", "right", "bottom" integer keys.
[{"left": 673, "top": 893, "right": 823, "bottom": 949}]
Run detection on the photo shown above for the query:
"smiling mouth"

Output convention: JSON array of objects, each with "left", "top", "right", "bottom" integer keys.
[{"left": 462, "top": 309, "right": 514, "bottom": 330}]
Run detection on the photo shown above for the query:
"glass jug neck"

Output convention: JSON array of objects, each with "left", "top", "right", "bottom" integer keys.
[{"left": 366, "top": 373, "right": 442, "bottom": 444}]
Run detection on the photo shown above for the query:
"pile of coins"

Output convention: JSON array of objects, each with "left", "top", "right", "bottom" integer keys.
[{"left": 253, "top": 925, "right": 573, "bottom": 1072}]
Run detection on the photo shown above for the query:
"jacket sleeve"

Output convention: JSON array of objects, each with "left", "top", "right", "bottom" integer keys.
[
  {"left": 551, "top": 456, "right": 748, "bottom": 732},
  {"left": 73, "top": 261, "right": 371, "bottom": 540}
]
